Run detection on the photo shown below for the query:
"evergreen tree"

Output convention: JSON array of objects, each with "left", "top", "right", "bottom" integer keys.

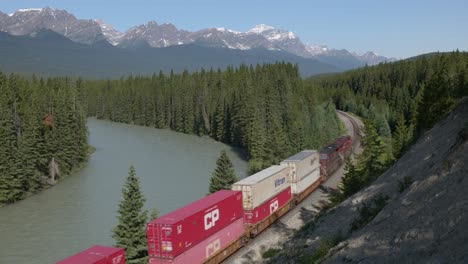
[
  {"left": 417, "top": 61, "right": 456, "bottom": 132},
  {"left": 339, "top": 158, "right": 362, "bottom": 198},
  {"left": 112, "top": 165, "right": 148, "bottom": 264},
  {"left": 392, "top": 113, "right": 410, "bottom": 158},
  {"left": 208, "top": 150, "right": 238, "bottom": 194},
  {"left": 358, "top": 120, "right": 389, "bottom": 183}
]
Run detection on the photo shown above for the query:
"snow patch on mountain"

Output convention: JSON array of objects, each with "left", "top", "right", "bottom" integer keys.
[
  {"left": 17, "top": 8, "right": 44, "bottom": 13},
  {"left": 248, "top": 24, "right": 275, "bottom": 34},
  {"left": 216, "top": 27, "right": 241, "bottom": 34}
]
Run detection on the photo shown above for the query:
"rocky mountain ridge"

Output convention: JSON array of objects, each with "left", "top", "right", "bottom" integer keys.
[{"left": 0, "top": 7, "right": 396, "bottom": 66}]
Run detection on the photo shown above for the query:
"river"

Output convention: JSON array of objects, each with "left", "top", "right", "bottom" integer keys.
[{"left": 0, "top": 118, "right": 248, "bottom": 264}]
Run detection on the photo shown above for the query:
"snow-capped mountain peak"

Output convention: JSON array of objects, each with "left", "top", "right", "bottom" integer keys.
[
  {"left": 95, "top": 19, "right": 123, "bottom": 46},
  {"left": 0, "top": 7, "right": 396, "bottom": 66},
  {"left": 248, "top": 24, "right": 275, "bottom": 34}
]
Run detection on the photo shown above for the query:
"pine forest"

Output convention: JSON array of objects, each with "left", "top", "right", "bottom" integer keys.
[{"left": 0, "top": 74, "right": 88, "bottom": 205}]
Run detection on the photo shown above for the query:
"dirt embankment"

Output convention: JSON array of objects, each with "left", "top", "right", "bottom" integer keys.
[{"left": 271, "top": 98, "right": 468, "bottom": 263}]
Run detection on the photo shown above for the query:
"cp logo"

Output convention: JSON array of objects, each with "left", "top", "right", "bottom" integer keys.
[
  {"left": 270, "top": 200, "right": 279, "bottom": 213},
  {"left": 204, "top": 209, "right": 220, "bottom": 230},
  {"left": 205, "top": 238, "right": 221, "bottom": 257}
]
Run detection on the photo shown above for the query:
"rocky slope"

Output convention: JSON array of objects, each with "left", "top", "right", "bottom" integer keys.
[{"left": 270, "top": 98, "right": 468, "bottom": 263}]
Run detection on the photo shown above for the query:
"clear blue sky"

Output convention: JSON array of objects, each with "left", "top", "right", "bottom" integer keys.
[{"left": 1, "top": 0, "right": 466, "bottom": 58}]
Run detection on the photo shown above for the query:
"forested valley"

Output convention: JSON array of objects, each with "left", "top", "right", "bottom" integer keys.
[
  {"left": 84, "top": 63, "right": 343, "bottom": 174},
  {"left": 0, "top": 74, "right": 88, "bottom": 205},
  {"left": 1, "top": 52, "right": 466, "bottom": 206}
]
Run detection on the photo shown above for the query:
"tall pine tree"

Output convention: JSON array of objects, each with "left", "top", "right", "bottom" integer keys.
[
  {"left": 208, "top": 150, "right": 238, "bottom": 194},
  {"left": 112, "top": 165, "right": 148, "bottom": 264}
]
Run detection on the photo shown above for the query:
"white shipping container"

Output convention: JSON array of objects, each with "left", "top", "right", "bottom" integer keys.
[
  {"left": 281, "top": 150, "right": 320, "bottom": 183},
  {"left": 290, "top": 167, "right": 320, "bottom": 194},
  {"left": 232, "top": 165, "right": 290, "bottom": 210}
]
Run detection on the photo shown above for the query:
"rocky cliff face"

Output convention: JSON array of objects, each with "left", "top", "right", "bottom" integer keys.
[
  {"left": 271, "top": 98, "right": 468, "bottom": 263},
  {"left": 1, "top": 7, "right": 105, "bottom": 44}
]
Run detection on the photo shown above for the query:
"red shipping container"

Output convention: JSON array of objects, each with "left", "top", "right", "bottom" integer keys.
[
  {"left": 56, "top": 245, "right": 125, "bottom": 264},
  {"left": 244, "top": 187, "right": 292, "bottom": 225},
  {"left": 147, "top": 190, "right": 243, "bottom": 259},
  {"left": 149, "top": 217, "right": 244, "bottom": 264}
]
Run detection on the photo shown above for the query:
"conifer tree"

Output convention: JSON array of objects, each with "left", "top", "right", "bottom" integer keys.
[
  {"left": 392, "top": 113, "right": 410, "bottom": 158},
  {"left": 417, "top": 60, "right": 456, "bottom": 132},
  {"left": 358, "top": 120, "right": 389, "bottom": 183},
  {"left": 208, "top": 150, "right": 238, "bottom": 194},
  {"left": 339, "top": 158, "right": 362, "bottom": 198},
  {"left": 112, "top": 165, "right": 148, "bottom": 264}
]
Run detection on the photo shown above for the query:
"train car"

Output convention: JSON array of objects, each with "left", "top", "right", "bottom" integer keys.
[
  {"left": 319, "top": 135, "right": 353, "bottom": 181},
  {"left": 147, "top": 190, "right": 243, "bottom": 260},
  {"left": 243, "top": 187, "right": 292, "bottom": 225},
  {"left": 232, "top": 165, "right": 290, "bottom": 211},
  {"left": 56, "top": 245, "right": 125, "bottom": 264},
  {"left": 336, "top": 135, "right": 352, "bottom": 157},
  {"left": 281, "top": 150, "right": 321, "bottom": 203},
  {"left": 149, "top": 218, "right": 245, "bottom": 264},
  {"left": 232, "top": 165, "right": 291, "bottom": 237}
]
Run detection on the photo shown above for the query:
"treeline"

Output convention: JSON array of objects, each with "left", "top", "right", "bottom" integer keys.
[
  {"left": 0, "top": 73, "right": 88, "bottom": 205},
  {"left": 84, "top": 63, "right": 343, "bottom": 173},
  {"left": 309, "top": 51, "right": 468, "bottom": 202}
]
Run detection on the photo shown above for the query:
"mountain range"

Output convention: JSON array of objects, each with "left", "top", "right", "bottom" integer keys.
[{"left": 0, "top": 7, "right": 397, "bottom": 77}]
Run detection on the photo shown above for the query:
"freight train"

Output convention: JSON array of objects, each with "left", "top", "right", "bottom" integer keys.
[
  {"left": 148, "top": 135, "right": 352, "bottom": 264},
  {"left": 57, "top": 135, "right": 352, "bottom": 264}
]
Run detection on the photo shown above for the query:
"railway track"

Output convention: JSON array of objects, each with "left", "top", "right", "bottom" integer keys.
[
  {"left": 337, "top": 110, "right": 362, "bottom": 156},
  {"left": 224, "top": 111, "right": 363, "bottom": 264}
]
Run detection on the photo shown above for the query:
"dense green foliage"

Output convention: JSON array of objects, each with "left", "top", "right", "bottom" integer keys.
[
  {"left": 84, "top": 63, "right": 343, "bottom": 174},
  {"left": 262, "top": 248, "right": 281, "bottom": 259},
  {"left": 112, "top": 165, "right": 149, "bottom": 264},
  {"left": 208, "top": 150, "right": 238, "bottom": 194},
  {"left": 311, "top": 51, "right": 468, "bottom": 157},
  {"left": 0, "top": 73, "right": 88, "bottom": 205}
]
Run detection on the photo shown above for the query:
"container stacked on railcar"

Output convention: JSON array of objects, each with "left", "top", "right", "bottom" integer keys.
[
  {"left": 281, "top": 150, "right": 321, "bottom": 203},
  {"left": 281, "top": 150, "right": 320, "bottom": 204},
  {"left": 56, "top": 245, "right": 125, "bottom": 264},
  {"left": 147, "top": 190, "right": 243, "bottom": 263},
  {"left": 149, "top": 218, "right": 244, "bottom": 264},
  {"left": 232, "top": 165, "right": 291, "bottom": 237}
]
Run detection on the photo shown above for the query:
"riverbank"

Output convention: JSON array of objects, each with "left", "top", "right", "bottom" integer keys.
[{"left": 0, "top": 145, "right": 95, "bottom": 208}]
